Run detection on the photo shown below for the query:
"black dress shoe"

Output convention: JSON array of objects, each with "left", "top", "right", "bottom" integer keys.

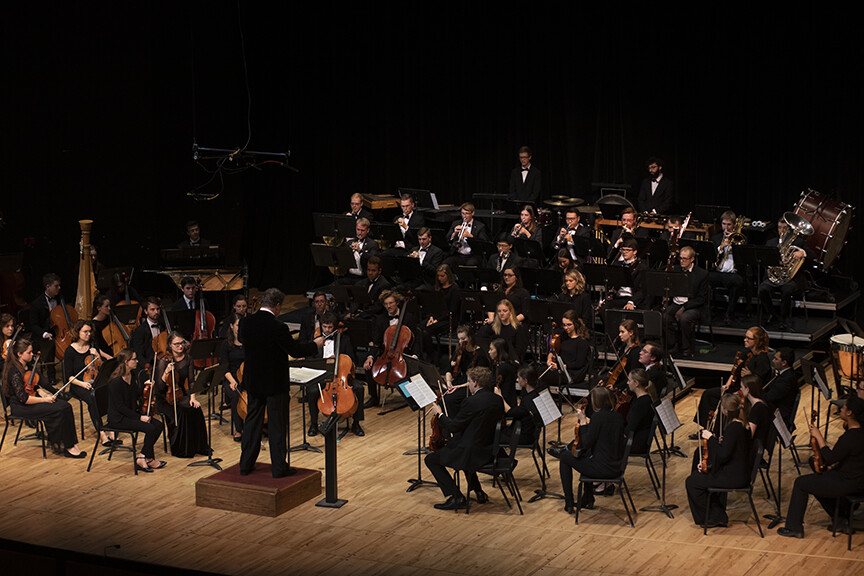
[
  {"left": 474, "top": 490, "right": 488, "bottom": 504},
  {"left": 434, "top": 495, "right": 467, "bottom": 510},
  {"left": 307, "top": 424, "right": 319, "bottom": 437},
  {"left": 547, "top": 445, "right": 566, "bottom": 459},
  {"left": 239, "top": 468, "right": 254, "bottom": 476},
  {"left": 273, "top": 467, "right": 298, "bottom": 479},
  {"left": 64, "top": 450, "right": 86, "bottom": 459},
  {"left": 351, "top": 421, "right": 365, "bottom": 437},
  {"left": 778, "top": 527, "right": 804, "bottom": 539},
  {"left": 563, "top": 503, "right": 574, "bottom": 514},
  {"left": 688, "top": 433, "right": 700, "bottom": 441},
  {"left": 363, "top": 398, "right": 377, "bottom": 409},
  {"left": 579, "top": 498, "right": 595, "bottom": 510}
]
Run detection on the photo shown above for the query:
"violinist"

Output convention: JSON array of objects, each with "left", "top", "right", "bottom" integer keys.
[
  {"left": 90, "top": 294, "right": 116, "bottom": 357},
  {"left": 444, "top": 203, "right": 489, "bottom": 268},
  {"left": 596, "top": 319, "right": 641, "bottom": 392},
  {"left": 685, "top": 393, "right": 752, "bottom": 528},
  {"left": 548, "top": 387, "right": 625, "bottom": 512},
  {"left": 217, "top": 294, "right": 248, "bottom": 339},
  {"left": 27, "top": 272, "right": 62, "bottom": 384},
  {"left": 495, "top": 364, "right": 543, "bottom": 445},
  {"left": 624, "top": 369, "right": 658, "bottom": 455},
  {"left": 597, "top": 239, "right": 647, "bottom": 314},
  {"left": 443, "top": 325, "right": 488, "bottom": 414},
  {"left": 710, "top": 211, "right": 747, "bottom": 325},
  {"left": 486, "top": 266, "right": 529, "bottom": 324},
  {"left": 541, "top": 311, "right": 592, "bottom": 390},
  {"left": 478, "top": 299, "right": 528, "bottom": 363},
  {"left": 740, "top": 375, "right": 772, "bottom": 450},
  {"left": 220, "top": 313, "right": 246, "bottom": 442},
  {"left": 511, "top": 204, "right": 543, "bottom": 246},
  {"left": 107, "top": 349, "right": 165, "bottom": 472},
  {"left": 171, "top": 276, "right": 198, "bottom": 311},
  {"left": 554, "top": 269, "right": 593, "bottom": 332},
  {"left": 693, "top": 326, "right": 771, "bottom": 432},
  {"left": 132, "top": 297, "right": 164, "bottom": 369},
  {"left": 488, "top": 338, "right": 518, "bottom": 409},
  {"left": 2, "top": 337, "right": 85, "bottom": 458},
  {"left": 425, "top": 366, "right": 505, "bottom": 510},
  {"left": 778, "top": 394, "right": 864, "bottom": 538},
  {"left": 419, "top": 264, "right": 461, "bottom": 365},
  {"left": 153, "top": 331, "right": 208, "bottom": 458},
  {"left": 362, "top": 290, "right": 417, "bottom": 407},
  {"left": 62, "top": 319, "right": 115, "bottom": 447},
  {"left": 306, "top": 313, "right": 365, "bottom": 437}
]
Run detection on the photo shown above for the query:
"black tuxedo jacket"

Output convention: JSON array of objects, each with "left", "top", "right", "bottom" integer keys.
[
  {"left": 637, "top": 176, "right": 674, "bottom": 214},
  {"left": 438, "top": 387, "right": 505, "bottom": 471},
  {"left": 177, "top": 237, "right": 211, "bottom": 249},
  {"left": 394, "top": 211, "right": 425, "bottom": 249},
  {"left": 131, "top": 321, "right": 162, "bottom": 366},
  {"left": 763, "top": 368, "right": 800, "bottom": 425},
  {"left": 508, "top": 166, "right": 542, "bottom": 203},
  {"left": 349, "top": 208, "right": 375, "bottom": 222},
  {"left": 28, "top": 293, "right": 53, "bottom": 342},
  {"left": 354, "top": 274, "right": 392, "bottom": 317},
  {"left": 238, "top": 309, "right": 318, "bottom": 397},
  {"left": 674, "top": 264, "right": 711, "bottom": 314},
  {"left": 487, "top": 251, "right": 523, "bottom": 273},
  {"left": 298, "top": 308, "right": 324, "bottom": 343},
  {"left": 417, "top": 244, "right": 445, "bottom": 278},
  {"left": 446, "top": 219, "right": 490, "bottom": 247}
]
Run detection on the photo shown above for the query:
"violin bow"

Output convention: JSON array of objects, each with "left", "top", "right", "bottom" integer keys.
[{"left": 54, "top": 354, "right": 100, "bottom": 398}]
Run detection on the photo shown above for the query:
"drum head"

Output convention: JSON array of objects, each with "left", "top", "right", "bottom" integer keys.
[{"left": 794, "top": 189, "right": 852, "bottom": 271}]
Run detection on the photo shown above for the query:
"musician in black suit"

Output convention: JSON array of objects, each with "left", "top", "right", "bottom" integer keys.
[
  {"left": 347, "top": 193, "right": 375, "bottom": 222},
  {"left": 637, "top": 157, "right": 674, "bottom": 215},
  {"left": 639, "top": 342, "right": 668, "bottom": 397},
  {"left": 554, "top": 209, "right": 592, "bottom": 262},
  {"left": 607, "top": 207, "right": 650, "bottom": 263},
  {"left": 131, "top": 297, "right": 163, "bottom": 376},
  {"left": 28, "top": 272, "right": 62, "bottom": 384},
  {"left": 170, "top": 276, "right": 198, "bottom": 311},
  {"left": 426, "top": 366, "right": 505, "bottom": 510},
  {"left": 710, "top": 211, "right": 747, "bottom": 325},
  {"left": 598, "top": 239, "right": 648, "bottom": 313},
  {"left": 757, "top": 217, "right": 812, "bottom": 331},
  {"left": 663, "top": 246, "right": 711, "bottom": 357},
  {"left": 238, "top": 288, "right": 323, "bottom": 478},
  {"left": 352, "top": 256, "right": 391, "bottom": 318},
  {"left": 763, "top": 348, "right": 800, "bottom": 427},
  {"left": 337, "top": 217, "right": 379, "bottom": 284},
  {"left": 404, "top": 227, "right": 444, "bottom": 290},
  {"left": 392, "top": 193, "right": 425, "bottom": 252},
  {"left": 487, "top": 234, "right": 523, "bottom": 274},
  {"left": 298, "top": 291, "right": 331, "bottom": 342},
  {"left": 177, "top": 220, "right": 211, "bottom": 249},
  {"left": 508, "top": 146, "right": 542, "bottom": 204},
  {"left": 444, "top": 203, "right": 490, "bottom": 268}
]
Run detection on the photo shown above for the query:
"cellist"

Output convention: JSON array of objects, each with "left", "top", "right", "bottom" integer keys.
[
  {"left": 362, "top": 290, "right": 417, "bottom": 408},
  {"left": 62, "top": 319, "right": 114, "bottom": 446},
  {"left": 306, "top": 313, "right": 365, "bottom": 437}
]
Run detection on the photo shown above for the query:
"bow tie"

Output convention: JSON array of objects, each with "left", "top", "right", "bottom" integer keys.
[{"left": 521, "top": 167, "right": 529, "bottom": 172}]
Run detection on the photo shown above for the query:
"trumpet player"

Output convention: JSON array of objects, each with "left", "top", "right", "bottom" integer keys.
[
  {"left": 339, "top": 217, "right": 379, "bottom": 283},
  {"left": 709, "top": 211, "right": 747, "bottom": 325},
  {"left": 347, "top": 193, "right": 374, "bottom": 222},
  {"left": 444, "top": 203, "right": 489, "bottom": 268},
  {"left": 758, "top": 216, "right": 811, "bottom": 331}
]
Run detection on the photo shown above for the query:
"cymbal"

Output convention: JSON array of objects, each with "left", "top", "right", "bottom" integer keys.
[
  {"left": 551, "top": 195, "right": 569, "bottom": 200},
  {"left": 544, "top": 197, "right": 585, "bottom": 208}
]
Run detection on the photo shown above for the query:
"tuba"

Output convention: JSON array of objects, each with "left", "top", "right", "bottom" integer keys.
[{"left": 767, "top": 212, "right": 814, "bottom": 285}]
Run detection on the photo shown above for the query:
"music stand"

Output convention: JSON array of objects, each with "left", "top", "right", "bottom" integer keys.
[
  {"left": 379, "top": 255, "right": 422, "bottom": 286},
  {"left": 512, "top": 237, "right": 544, "bottom": 263},
  {"left": 188, "top": 363, "right": 229, "bottom": 471},
  {"left": 466, "top": 238, "right": 496, "bottom": 263},
  {"left": 640, "top": 396, "right": 681, "bottom": 518},
  {"left": 313, "top": 213, "right": 356, "bottom": 239},
  {"left": 112, "top": 304, "right": 140, "bottom": 327},
  {"left": 165, "top": 310, "right": 195, "bottom": 341},
  {"left": 310, "top": 243, "right": 355, "bottom": 275},
  {"left": 289, "top": 357, "right": 330, "bottom": 454},
  {"left": 458, "top": 290, "right": 487, "bottom": 325},
  {"left": 570, "top": 236, "right": 605, "bottom": 262},
  {"left": 371, "top": 222, "right": 402, "bottom": 245},
  {"left": 764, "top": 409, "right": 794, "bottom": 528},
  {"left": 583, "top": 262, "right": 630, "bottom": 308},
  {"left": 693, "top": 204, "right": 731, "bottom": 225},
  {"left": 527, "top": 389, "right": 566, "bottom": 503},
  {"left": 456, "top": 266, "right": 498, "bottom": 290},
  {"left": 414, "top": 290, "right": 449, "bottom": 324},
  {"left": 395, "top": 358, "right": 441, "bottom": 493},
  {"left": 678, "top": 239, "right": 716, "bottom": 270},
  {"left": 520, "top": 268, "right": 561, "bottom": 298}
]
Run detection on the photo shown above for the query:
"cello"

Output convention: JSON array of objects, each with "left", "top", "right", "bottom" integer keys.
[
  {"left": 317, "top": 330, "right": 358, "bottom": 427},
  {"left": 50, "top": 295, "right": 78, "bottom": 361},
  {"left": 103, "top": 310, "right": 132, "bottom": 356},
  {"left": 371, "top": 299, "right": 414, "bottom": 388}
]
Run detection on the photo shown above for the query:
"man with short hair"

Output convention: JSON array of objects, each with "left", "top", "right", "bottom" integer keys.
[
  {"left": 347, "top": 193, "right": 374, "bottom": 222},
  {"left": 508, "top": 146, "right": 542, "bottom": 203},
  {"left": 28, "top": 272, "right": 63, "bottom": 384},
  {"left": 178, "top": 220, "right": 210, "bottom": 249},
  {"left": 445, "top": 203, "right": 489, "bottom": 268},
  {"left": 663, "top": 246, "right": 710, "bottom": 357},
  {"left": 637, "top": 157, "right": 674, "bottom": 215},
  {"left": 764, "top": 348, "right": 800, "bottom": 427},
  {"left": 710, "top": 210, "right": 747, "bottom": 325}
]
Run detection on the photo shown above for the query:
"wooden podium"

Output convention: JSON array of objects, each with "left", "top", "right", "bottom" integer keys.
[{"left": 195, "top": 463, "right": 322, "bottom": 517}]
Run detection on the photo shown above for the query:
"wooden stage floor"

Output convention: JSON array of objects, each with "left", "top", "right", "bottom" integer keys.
[{"left": 1, "top": 387, "right": 861, "bottom": 575}]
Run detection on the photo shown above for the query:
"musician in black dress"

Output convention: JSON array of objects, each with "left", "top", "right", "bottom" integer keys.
[
  {"left": 551, "top": 387, "right": 625, "bottom": 512},
  {"left": 90, "top": 294, "right": 115, "bottom": 358},
  {"left": 685, "top": 393, "right": 752, "bottom": 527},
  {"left": 2, "top": 338, "right": 84, "bottom": 458},
  {"left": 442, "top": 325, "right": 488, "bottom": 415},
  {"left": 478, "top": 299, "right": 528, "bottom": 363},
  {"left": 541, "top": 310, "right": 591, "bottom": 390},
  {"left": 625, "top": 368, "right": 658, "bottom": 455},
  {"left": 220, "top": 313, "right": 245, "bottom": 442},
  {"left": 488, "top": 338, "right": 518, "bottom": 409},
  {"left": 554, "top": 269, "right": 593, "bottom": 332},
  {"left": 154, "top": 331, "right": 208, "bottom": 458},
  {"left": 778, "top": 394, "right": 864, "bottom": 538},
  {"left": 107, "top": 349, "right": 165, "bottom": 472},
  {"left": 597, "top": 319, "right": 641, "bottom": 392},
  {"left": 62, "top": 320, "right": 115, "bottom": 446}
]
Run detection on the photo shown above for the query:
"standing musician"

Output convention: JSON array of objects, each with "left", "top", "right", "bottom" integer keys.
[
  {"left": 685, "top": 393, "right": 752, "bottom": 528},
  {"left": 392, "top": 193, "right": 424, "bottom": 252},
  {"left": 220, "top": 313, "right": 246, "bottom": 443},
  {"left": 2, "top": 337, "right": 85, "bottom": 458},
  {"left": 709, "top": 211, "right": 747, "bottom": 325},
  {"left": 442, "top": 325, "right": 488, "bottom": 415},
  {"left": 487, "top": 338, "right": 518, "bottom": 410},
  {"left": 306, "top": 313, "right": 365, "bottom": 438},
  {"left": 597, "top": 238, "right": 648, "bottom": 314},
  {"left": 541, "top": 311, "right": 592, "bottom": 390},
  {"left": 624, "top": 369, "right": 659, "bottom": 455},
  {"left": 554, "top": 209, "right": 591, "bottom": 262},
  {"left": 607, "top": 207, "right": 648, "bottom": 263},
  {"left": 637, "top": 157, "right": 674, "bottom": 215},
  {"left": 153, "top": 331, "right": 208, "bottom": 458},
  {"left": 596, "top": 319, "right": 642, "bottom": 392},
  {"left": 486, "top": 266, "right": 530, "bottom": 324},
  {"left": 426, "top": 366, "right": 505, "bottom": 510},
  {"left": 132, "top": 297, "right": 164, "bottom": 375},
  {"left": 406, "top": 227, "right": 445, "bottom": 290},
  {"left": 107, "top": 349, "right": 165, "bottom": 472},
  {"left": 762, "top": 348, "right": 800, "bottom": 427},
  {"left": 351, "top": 256, "right": 391, "bottom": 318},
  {"left": 63, "top": 319, "right": 115, "bottom": 447},
  {"left": 508, "top": 145, "right": 542, "bottom": 203},
  {"left": 778, "top": 395, "right": 864, "bottom": 538},
  {"left": 444, "top": 202, "right": 490, "bottom": 268},
  {"left": 478, "top": 299, "right": 528, "bottom": 363},
  {"left": 218, "top": 294, "right": 248, "bottom": 339},
  {"left": 638, "top": 342, "right": 668, "bottom": 398},
  {"left": 693, "top": 326, "right": 771, "bottom": 431},
  {"left": 347, "top": 192, "right": 374, "bottom": 222},
  {"left": 495, "top": 364, "right": 544, "bottom": 445},
  {"left": 28, "top": 272, "right": 62, "bottom": 384},
  {"left": 662, "top": 245, "right": 710, "bottom": 357},
  {"left": 549, "top": 386, "right": 625, "bottom": 512},
  {"left": 171, "top": 276, "right": 199, "bottom": 310},
  {"left": 299, "top": 291, "right": 331, "bottom": 342},
  {"left": 362, "top": 290, "right": 417, "bottom": 408},
  {"left": 757, "top": 216, "right": 811, "bottom": 331},
  {"left": 554, "top": 269, "right": 594, "bottom": 331},
  {"left": 487, "top": 234, "right": 522, "bottom": 274},
  {"left": 511, "top": 204, "right": 543, "bottom": 247},
  {"left": 238, "top": 288, "right": 323, "bottom": 478},
  {"left": 340, "top": 217, "right": 379, "bottom": 283}
]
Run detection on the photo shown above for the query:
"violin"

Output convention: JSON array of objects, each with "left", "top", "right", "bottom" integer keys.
[
  {"left": 727, "top": 350, "right": 751, "bottom": 394},
  {"left": 451, "top": 347, "right": 464, "bottom": 378},
  {"left": 82, "top": 349, "right": 102, "bottom": 384},
  {"left": 811, "top": 409, "right": 826, "bottom": 473},
  {"left": 570, "top": 397, "right": 589, "bottom": 456},
  {"left": 371, "top": 301, "right": 414, "bottom": 388},
  {"left": 24, "top": 353, "right": 42, "bottom": 397},
  {"left": 49, "top": 295, "right": 78, "bottom": 360},
  {"left": 162, "top": 354, "right": 185, "bottom": 405}
]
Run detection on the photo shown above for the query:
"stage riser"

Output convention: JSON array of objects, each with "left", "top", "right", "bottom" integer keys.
[{"left": 196, "top": 466, "right": 322, "bottom": 517}]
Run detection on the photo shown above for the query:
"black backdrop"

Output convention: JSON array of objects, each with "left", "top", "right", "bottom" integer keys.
[{"left": 3, "top": 4, "right": 861, "bottom": 316}]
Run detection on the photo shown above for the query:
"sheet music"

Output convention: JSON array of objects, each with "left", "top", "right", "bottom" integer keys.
[
  {"left": 289, "top": 367, "right": 327, "bottom": 384},
  {"left": 654, "top": 396, "right": 682, "bottom": 435},
  {"left": 535, "top": 389, "right": 563, "bottom": 427},
  {"left": 773, "top": 408, "right": 792, "bottom": 449},
  {"left": 402, "top": 374, "right": 437, "bottom": 408}
]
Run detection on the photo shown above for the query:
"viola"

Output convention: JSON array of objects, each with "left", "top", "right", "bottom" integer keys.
[
  {"left": 727, "top": 350, "right": 751, "bottom": 394},
  {"left": 49, "top": 296, "right": 78, "bottom": 360},
  {"left": 371, "top": 302, "right": 414, "bottom": 388},
  {"left": 700, "top": 409, "right": 715, "bottom": 474},
  {"left": 451, "top": 347, "right": 464, "bottom": 377},
  {"left": 570, "top": 397, "right": 589, "bottom": 456}
]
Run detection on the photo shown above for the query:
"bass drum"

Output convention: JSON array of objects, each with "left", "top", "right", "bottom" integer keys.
[{"left": 793, "top": 189, "right": 852, "bottom": 271}]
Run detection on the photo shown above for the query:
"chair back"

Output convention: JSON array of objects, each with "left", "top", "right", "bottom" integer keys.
[
  {"left": 505, "top": 421, "right": 521, "bottom": 470},
  {"left": 618, "top": 431, "right": 634, "bottom": 476},
  {"left": 747, "top": 439, "right": 764, "bottom": 488}
]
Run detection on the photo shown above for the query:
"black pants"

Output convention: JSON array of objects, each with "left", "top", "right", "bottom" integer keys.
[
  {"left": 240, "top": 391, "right": 291, "bottom": 477},
  {"left": 424, "top": 451, "right": 480, "bottom": 498},
  {"left": 663, "top": 303, "right": 704, "bottom": 353},
  {"left": 685, "top": 471, "right": 746, "bottom": 525},
  {"left": 109, "top": 415, "right": 164, "bottom": 460},
  {"left": 709, "top": 271, "right": 745, "bottom": 318},
  {"left": 558, "top": 451, "right": 617, "bottom": 507},
  {"left": 758, "top": 275, "right": 805, "bottom": 320},
  {"left": 784, "top": 471, "right": 864, "bottom": 532},
  {"left": 69, "top": 384, "right": 100, "bottom": 434}
]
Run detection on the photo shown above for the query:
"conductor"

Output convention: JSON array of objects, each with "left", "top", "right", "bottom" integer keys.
[{"left": 239, "top": 288, "right": 324, "bottom": 478}]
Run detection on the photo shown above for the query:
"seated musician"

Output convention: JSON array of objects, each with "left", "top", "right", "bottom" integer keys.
[
  {"left": 495, "top": 364, "right": 543, "bottom": 445},
  {"left": 637, "top": 157, "right": 674, "bottom": 215},
  {"left": 107, "top": 272, "right": 143, "bottom": 308},
  {"left": 153, "top": 331, "right": 208, "bottom": 457},
  {"left": 90, "top": 294, "right": 117, "bottom": 358},
  {"left": 686, "top": 393, "right": 752, "bottom": 528},
  {"left": 478, "top": 299, "right": 528, "bottom": 363},
  {"left": 597, "top": 238, "right": 648, "bottom": 316},
  {"left": 1, "top": 313, "right": 16, "bottom": 370},
  {"left": 442, "top": 325, "right": 489, "bottom": 415},
  {"left": 28, "top": 272, "right": 62, "bottom": 385},
  {"left": 487, "top": 234, "right": 522, "bottom": 274},
  {"left": 763, "top": 348, "right": 800, "bottom": 427},
  {"left": 405, "top": 227, "right": 444, "bottom": 290},
  {"left": 107, "top": 349, "right": 165, "bottom": 472},
  {"left": 444, "top": 202, "right": 490, "bottom": 268},
  {"left": 171, "top": 276, "right": 199, "bottom": 311},
  {"left": 740, "top": 375, "right": 772, "bottom": 451},
  {"left": 662, "top": 246, "right": 710, "bottom": 357},
  {"left": 554, "top": 269, "right": 594, "bottom": 334},
  {"left": 693, "top": 326, "right": 771, "bottom": 432},
  {"left": 419, "top": 264, "right": 461, "bottom": 365},
  {"left": 299, "top": 291, "right": 331, "bottom": 341},
  {"left": 132, "top": 297, "right": 164, "bottom": 373},
  {"left": 540, "top": 311, "right": 591, "bottom": 390},
  {"left": 607, "top": 207, "right": 649, "bottom": 263},
  {"left": 709, "top": 210, "right": 747, "bottom": 325},
  {"left": 660, "top": 215, "right": 696, "bottom": 242},
  {"left": 758, "top": 216, "right": 811, "bottom": 331},
  {"left": 306, "top": 313, "right": 365, "bottom": 437},
  {"left": 596, "top": 319, "right": 641, "bottom": 392},
  {"left": 426, "top": 366, "right": 505, "bottom": 510},
  {"left": 547, "top": 248, "right": 580, "bottom": 275},
  {"left": 625, "top": 368, "right": 659, "bottom": 455},
  {"left": 63, "top": 319, "right": 115, "bottom": 446},
  {"left": 337, "top": 217, "right": 379, "bottom": 284},
  {"left": 638, "top": 342, "right": 668, "bottom": 398},
  {"left": 511, "top": 204, "right": 543, "bottom": 247},
  {"left": 178, "top": 220, "right": 210, "bottom": 249},
  {"left": 351, "top": 256, "right": 391, "bottom": 318},
  {"left": 392, "top": 193, "right": 424, "bottom": 252},
  {"left": 549, "top": 386, "right": 625, "bottom": 512},
  {"left": 220, "top": 313, "right": 245, "bottom": 442},
  {"left": 347, "top": 192, "right": 374, "bottom": 222},
  {"left": 554, "top": 208, "right": 591, "bottom": 263},
  {"left": 778, "top": 394, "right": 864, "bottom": 538},
  {"left": 218, "top": 294, "right": 248, "bottom": 339},
  {"left": 486, "top": 266, "right": 529, "bottom": 324},
  {"left": 362, "top": 290, "right": 417, "bottom": 407},
  {"left": 2, "top": 337, "right": 85, "bottom": 458},
  {"left": 487, "top": 338, "right": 518, "bottom": 409}
]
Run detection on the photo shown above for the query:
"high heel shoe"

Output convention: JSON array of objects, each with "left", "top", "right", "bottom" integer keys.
[
  {"left": 135, "top": 458, "right": 153, "bottom": 473},
  {"left": 64, "top": 449, "right": 86, "bottom": 459}
]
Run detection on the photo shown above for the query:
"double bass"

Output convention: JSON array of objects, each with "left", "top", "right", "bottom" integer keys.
[
  {"left": 371, "top": 300, "right": 414, "bottom": 388},
  {"left": 191, "top": 283, "right": 216, "bottom": 368}
]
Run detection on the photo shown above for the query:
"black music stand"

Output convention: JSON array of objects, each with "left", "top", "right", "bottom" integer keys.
[
  {"left": 346, "top": 285, "right": 374, "bottom": 313},
  {"left": 371, "top": 222, "right": 402, "bottom": 245},
  {"left": 693, "top": 204, "right": 731, "bottom": 225},
  {"left": 378, "top": 255, "right": 422, "bottom": 286},
  {"left": 570, "top": 236, "right": 605, "bottom": 262},
  {"left": 414, "top": 290, "right": 449, "bottom": 324},
  {"left": 313, "top": 213, "right": 356, "bottom": 239},
  {"left": 289, "top": 358, "right": 330, "bottom": 454},
  {"left": 188, "top": 363, "right": 229, "bottom": 471},
  {"left": 732, "top": 245, "right": 780, "bottom": 326},
  {"left": 396, "top": 357, "right": 441, "bottom": 493},
  {"left": 764, "top": 409, "right": 794, "bottom": 528},
  {"left": 310, "top": 243, "right": 355, "bottom": 275},
  {"left": 512, "top": 237, "right": 544, "bottom": 264},
  {"left": 458, "top": 290, "right": 487, "bottom": 324},
  {"left": 466, "top": 238, "right": 496, "bottom": 263},
  {"left": 678, "top": 239, "right": 716, "bottom": 270},
  {"left": 520, "top": 268, "right": 561, "bottom": 298},
  {"left": 583, "top": 262, "right": 630, "bottom": 308},
  {"left": 456, "top": 266, "right": 498, "bottom": 290},
  {"left": 640, "top": 396, "right": 681, "bottom": 518},
  {"left": 165, "top": 310, "right": 195, "bottom": 340},
  {"left": 646, "top": 238, "right": 670, "bottom": 269}
]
